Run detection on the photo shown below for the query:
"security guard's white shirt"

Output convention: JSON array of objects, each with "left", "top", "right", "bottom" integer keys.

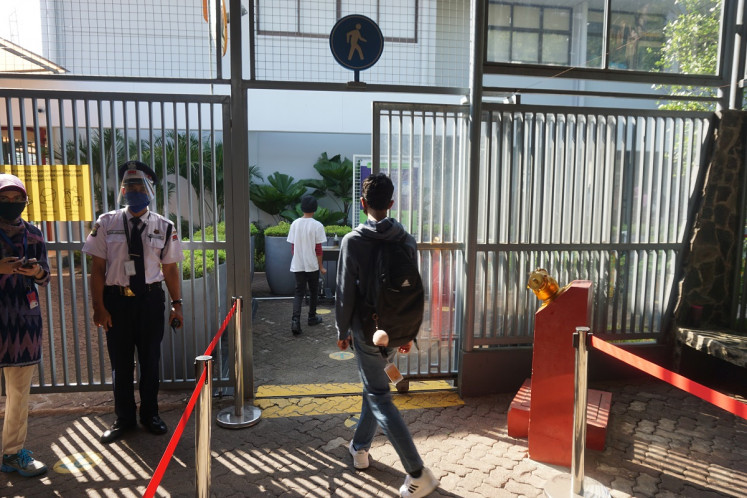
[{"left": 82, "top": 208, "right": 184, "bottom": 286}]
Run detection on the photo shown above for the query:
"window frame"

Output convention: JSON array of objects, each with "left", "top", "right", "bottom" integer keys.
[
  {"left": 486, "top": 2, "right": 573, "bottom": 66},
  {"left": 255, "top": 0, "right": 419, "bottom": 44}
]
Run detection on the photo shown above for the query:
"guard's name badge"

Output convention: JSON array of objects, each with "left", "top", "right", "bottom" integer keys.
[{"left": 124, "top": 260, "right": 136, "bottom": 276}]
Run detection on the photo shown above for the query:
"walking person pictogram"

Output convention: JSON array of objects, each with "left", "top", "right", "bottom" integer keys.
[{"left": 346, "top": 23, "right": 367, "bottom": 61}]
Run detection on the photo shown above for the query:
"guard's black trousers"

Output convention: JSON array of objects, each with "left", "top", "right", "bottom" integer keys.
[{"left": 104, "top": 287, "right": 165, "bottom": 425}]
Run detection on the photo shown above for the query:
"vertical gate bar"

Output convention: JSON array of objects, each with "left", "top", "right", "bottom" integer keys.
[
  {"left": 18, "top": 98, "right": 28, "bottom": 166},
  {"left": 161, "top": 100, "right": 176, "bottom": 381},
  {"left": 68, "top": 97, "right": 83, "bottom": 386},
  {"left": 409, "top": 111, "right": 415, "bottom": 237},
  {"left": 462, "top": 0, "right": 486, "bottom": 353},
  {"left": 172, "top": 101, "right": 190, "bottom": 379},
  {"left": 397, "top": 110, "right": 404, "bottom": 227},
  {"left": 5, "top": 97, "right": 15, "bottom": 166},
  {"left": 0, "top": 97, "right": 5, "bottom": 161},
  {"left": 418, "top": 111, "right": 425, "bottom": 241},
  {"left": 439, "top": 112, "right": 446, "bottom": 243},
  {"left": 97, "top": 99, "right": 108, "bottom": 382},
  {"left": 82, "top": 98, "right": 95, "bottom": 385},
  {"left": 372, "top": 104, "right": 380, "bottom": 174}
]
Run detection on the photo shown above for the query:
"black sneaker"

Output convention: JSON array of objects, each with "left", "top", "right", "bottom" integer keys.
[
  {"left": 308, "top": 315, "right": 323, "bottom": 326},
  {"left": 291, "top": 317, "right": 302, "bottom": 335}
]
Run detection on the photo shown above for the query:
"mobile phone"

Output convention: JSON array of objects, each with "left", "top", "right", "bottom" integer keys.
[{"left": 21, "top": 258, "right": 37, "bottom": 268}]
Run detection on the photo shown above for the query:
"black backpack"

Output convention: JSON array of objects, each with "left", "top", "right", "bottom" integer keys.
[{"left": 358, "top": 234, "right": 425, "bottom": 348}]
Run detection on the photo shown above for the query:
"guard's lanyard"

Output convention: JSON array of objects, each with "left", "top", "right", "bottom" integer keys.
[
  {"left": 0, "top": 226, "right": 28, "bottom": 259},
  {"left": 122, "top": 210, "right": 146, "bottom": 257}
]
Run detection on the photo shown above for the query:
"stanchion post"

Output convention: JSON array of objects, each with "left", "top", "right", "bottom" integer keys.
[
  {"left": 545, "top": 327, "right": 609, "bottom": 498},
  {"left": 572, "top": 326, "right": 590, "bottom": 495},
  {"left": 233, "top": 296, "right": 245, "bottom": 416},
  {"left": 217, "top": 296, "right": 262, "bottom": 428},
  {"left": 195, "top": 355, "right": 213, "bottom": 498}
]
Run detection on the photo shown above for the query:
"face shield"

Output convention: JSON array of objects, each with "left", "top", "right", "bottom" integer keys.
[{"left": 117, "top": 169, "right": 157, "bottom": 210}]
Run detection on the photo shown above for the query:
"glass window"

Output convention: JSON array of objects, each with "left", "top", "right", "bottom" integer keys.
[
  {"left": 513, "top": 32, "right": 539, "bottom": 63},
  {"left": 488, "top": 4, "right": 511, "bottom": 28},
  {"left": 258, "top": 0, "right": 417, "bottom": 42},
  {"left": 513, "top": 6, "right": 540, "bottom": 29},
  {"left": 544, "top": 9, "right": 570, "bottom": 31},
  {"left": 487, "top": 0, "right": 722, "bottom": 76},
  {"left": 487, "top": 30, "right": 510, "bottom": 61},
  {"left": 486, "top": 2, "right": 572, "bottom": 66},
  {"left": 543, "top": 34, "right": 570, "bottom": 65}
]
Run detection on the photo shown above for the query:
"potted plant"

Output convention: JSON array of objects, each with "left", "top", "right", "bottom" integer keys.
[{"left": 263, "top": 221, "right": 295, "bottom": 295}]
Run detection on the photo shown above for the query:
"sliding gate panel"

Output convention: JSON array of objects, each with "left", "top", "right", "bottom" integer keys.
[
  {"left": 473, "top": 105, "right": 713, "bottom": 345},
  {"left": 0, "top": 89, "right": 230, "bottom": 392},
  {"left": 373, "top": 102, "right": 469, "bottom": 379}
]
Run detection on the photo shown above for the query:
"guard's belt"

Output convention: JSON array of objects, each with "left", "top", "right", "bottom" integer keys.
[{"left": 105, "top": 282, "right": 162, "bottom": 296}]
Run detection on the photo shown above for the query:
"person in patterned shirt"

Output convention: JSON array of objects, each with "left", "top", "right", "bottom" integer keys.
[{"left": 0, "top": 173, "right": 50, "bottom": 478}]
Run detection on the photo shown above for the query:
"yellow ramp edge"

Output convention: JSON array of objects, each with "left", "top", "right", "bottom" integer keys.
[
  {"left": 256, "top": 380, "right": 454, "bottom": 398},
  {"left": 254, "top": 391, "right": 464, "bottom": 419}
]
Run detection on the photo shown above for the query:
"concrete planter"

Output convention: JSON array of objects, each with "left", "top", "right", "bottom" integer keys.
[{"left": 264, "top": 235, "right": 294, "bottom": 295}]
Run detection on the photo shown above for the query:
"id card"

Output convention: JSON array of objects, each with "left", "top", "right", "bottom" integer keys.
[
  {"left": 124, "top": 260, "right": 136, "bottom": 276},
  {"left": 26, "top": 289, "right": 39, "bottom": 309},
  {"left": 384, "top": 363, "right": 404, "bottom": 386}
]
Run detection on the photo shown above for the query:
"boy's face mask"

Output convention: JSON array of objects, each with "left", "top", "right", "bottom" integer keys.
[{"left": 0, "top": 201, "right": 26, "bottom": 221}]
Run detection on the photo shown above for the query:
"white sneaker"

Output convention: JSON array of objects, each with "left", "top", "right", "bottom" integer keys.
[
  {"left": 348, "top": 440, "right": 369, "bottom": 469},
  {"left": 400, "top": 467, "right": 439, "bottom": 498}
]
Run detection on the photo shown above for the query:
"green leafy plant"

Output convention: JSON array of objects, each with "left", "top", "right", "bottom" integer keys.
[
  {"left": 303, "top": 153, "right": 354, "bottom": 223},
  {"left": 280, "top": 203, "right": 345, "bottom": 225},
  {"left": 141, "top": 131, "right": 224, "bottom": 223},
  {"left": 656, "top": 0, "right": 721, "bottom": 111},
  {"left": 182, "top": 222, "right": 226, "bottom": 280},
  {"left": 324, "top": 225, "right": 352, "bottom": 237},
  {"left": 263, "top": 221, "right": 292, "bottom": 237},
  {"left": 249, "top": 172, "right": 308, "bottom": 223},
  {"left": 58, "top": 129, "right": 138, "bottom": 213}
]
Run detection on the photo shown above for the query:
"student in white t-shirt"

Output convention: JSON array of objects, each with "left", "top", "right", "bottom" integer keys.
[{"left": 287, "top": 195, "right": 327, "bottom": 335}]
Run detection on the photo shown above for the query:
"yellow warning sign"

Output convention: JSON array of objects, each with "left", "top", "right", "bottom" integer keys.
[{"left": 0, "top": 164, "right": 93, "bottom": 221}]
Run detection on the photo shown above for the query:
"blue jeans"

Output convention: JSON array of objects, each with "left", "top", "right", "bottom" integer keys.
[{"left": 351, "top": 335, "right": 423, "bottom": 475}]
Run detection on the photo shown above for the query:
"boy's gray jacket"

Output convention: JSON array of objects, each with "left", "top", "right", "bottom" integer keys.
[{"left": 334, "top": 217, "right": 417, "bottom": 342}]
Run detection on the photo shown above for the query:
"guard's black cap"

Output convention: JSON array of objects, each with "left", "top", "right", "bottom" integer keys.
[
  {"left": 118, "top": 160, "right": 158, "bottom": 183},
  {"left": 301, "top": 195, "right": 318, "bottom": 213}
]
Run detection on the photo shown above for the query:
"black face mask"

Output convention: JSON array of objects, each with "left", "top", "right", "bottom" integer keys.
[{"left": 0, "top": 202, "right": 26, "bottom": 221}]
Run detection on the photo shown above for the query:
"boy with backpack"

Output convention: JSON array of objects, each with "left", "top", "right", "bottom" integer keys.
[
  {"left": 288, "top": 195, "right": 327, "bottom": 335},
  {"left": 335, "top": 173, "right": 439, "bottom": 498}
]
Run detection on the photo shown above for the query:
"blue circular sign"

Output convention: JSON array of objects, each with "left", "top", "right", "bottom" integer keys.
[{"left": 329, "top": 15, "right": 384, "bottom": 71}]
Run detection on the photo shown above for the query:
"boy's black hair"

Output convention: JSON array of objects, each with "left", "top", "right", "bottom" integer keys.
[
  {"left": 361, "top": 173, "right": 394, "bottom": 210},
  {"left": 301, "top": 195, "right": 318, "bottom": 213}
]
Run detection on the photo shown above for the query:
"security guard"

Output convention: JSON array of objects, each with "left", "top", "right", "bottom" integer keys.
[{"left": 82, "top": 161, "right": 184, "bottom": 444}]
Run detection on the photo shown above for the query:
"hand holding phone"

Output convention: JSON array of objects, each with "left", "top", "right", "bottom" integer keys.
[{"left": 21, "top": 258, "right": 37, "bottom": 269}]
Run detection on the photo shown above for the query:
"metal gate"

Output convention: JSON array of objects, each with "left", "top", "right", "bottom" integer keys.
[
  {"left": 373, "top": 102, "right": 469, "bottom": 380},
  {"left": 374, "top": 101, "right": 714, "bottom": 379},
  {"left": 1, "top": 89, "right": 232, "bottom": 392}
]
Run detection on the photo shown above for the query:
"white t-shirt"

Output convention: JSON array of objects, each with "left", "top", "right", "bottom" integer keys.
[{"left": 287, "top": 217, "right": 327, "bottom": 272}]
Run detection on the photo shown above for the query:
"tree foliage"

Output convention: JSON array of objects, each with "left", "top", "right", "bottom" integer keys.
[{"left": 657, "top": 0, "right": 721, "bottom": 110}]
